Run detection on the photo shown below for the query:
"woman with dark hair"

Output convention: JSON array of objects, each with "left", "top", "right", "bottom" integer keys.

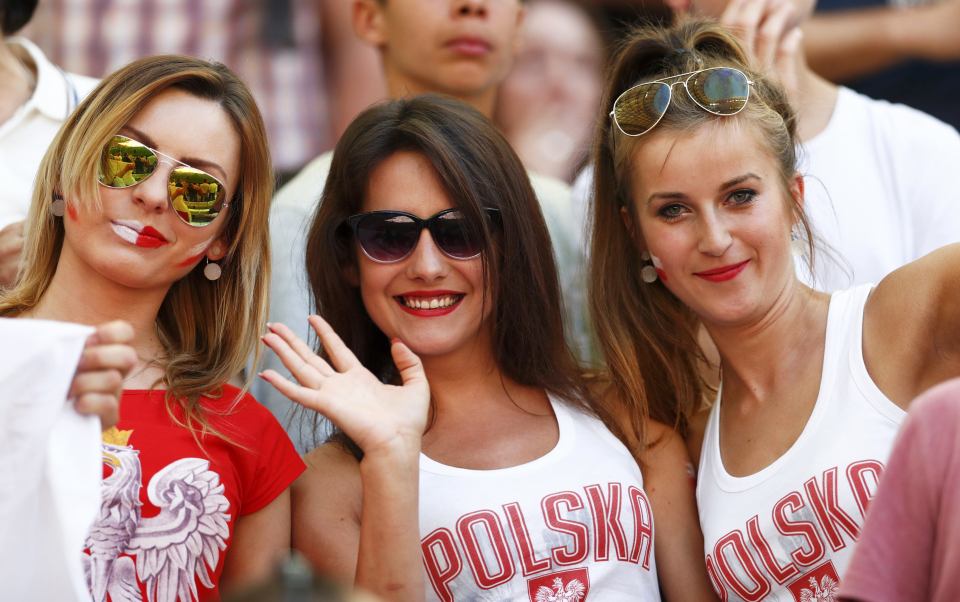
[
  {"left": 0, "top": 55, "right": 304, "bottom": 599},
  {"left": 261, "top": 95, "right": 715, "bottom": 601},
  {"left": 590, "top": 18, "right": 960, "bottom": 600}
]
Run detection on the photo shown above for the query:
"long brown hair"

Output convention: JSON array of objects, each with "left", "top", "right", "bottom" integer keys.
[
  {"left": 0, "top": 55, "right": 273, "bottom": 440},
  {"left": 306, "top": 95, "right": 616, "bottom": 453},
  {"left": 589, "top": 19, "right": 813, "bottom": 442}
]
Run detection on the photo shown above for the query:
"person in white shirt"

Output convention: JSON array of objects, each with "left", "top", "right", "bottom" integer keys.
[
  {"left": 0, "top": 0, "right": 96, "bottom": 288},
  {"left": 590, "top": 18, "right": 960, "bottom": 600},
  {"left": 261, "top": 95, "right": 716, "bottom": 601},
  {"left": 260, "top": 0, "right": 591, "bottom": 451}
]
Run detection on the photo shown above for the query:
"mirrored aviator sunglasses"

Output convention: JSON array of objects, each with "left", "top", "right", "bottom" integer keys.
[
  {"left": 345, "top": 207, "right": 500, "bottom": 263},
  {"left": 610, "top": 67, "right": 753, "bottom": 137},
  {"left": 97, "top": 134, "right": 228, "bottom": 227}
]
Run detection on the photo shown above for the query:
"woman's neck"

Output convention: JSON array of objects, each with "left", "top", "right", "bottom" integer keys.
[
  {"left": 706, "top": 280, "right": 830, "bottom": 411},
  {"left": 0, "top": 39, "right": 37, "bottom": 125},
  {"left": 419, "top": 330, "right": 542, "bottom": 420}
]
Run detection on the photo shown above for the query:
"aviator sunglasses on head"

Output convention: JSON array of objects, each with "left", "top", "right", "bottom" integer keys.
[
  {"left": 344, "top": 207, "right": 500, "bottom": 263},
  {"left": 97, "top": 134, "right": 229, "bottom": 227},
  {"left": 609, "top": 67, "right": 753, "bottom": 137}
]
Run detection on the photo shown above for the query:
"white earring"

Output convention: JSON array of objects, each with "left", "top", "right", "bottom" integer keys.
[
  {"left": 203, "top": 259, "right": 222, "bottom": 281},
  {"left": 640, "top": 250, "right": 658, "bottom": 283},
  {"left": 790, "top": 227, "right": 807, "bottom": 258},
  {"left": 51, "top": 195, "right": 66, "bottom": 217}
]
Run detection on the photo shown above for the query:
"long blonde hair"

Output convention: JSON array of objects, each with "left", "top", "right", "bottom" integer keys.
[
  {"left": 0, "top": 55, "right": 273, "bottom": 439},
  {"left": 589, "top": 19, "right": 813, "bottom": 443}
]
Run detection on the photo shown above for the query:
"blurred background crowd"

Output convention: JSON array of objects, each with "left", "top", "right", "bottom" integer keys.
[{"left": 16, "top": 0, "right": 958, "bottom": 186}]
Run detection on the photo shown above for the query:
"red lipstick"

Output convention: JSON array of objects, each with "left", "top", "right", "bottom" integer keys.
[
  {"left": 136, "top": 226, "right": 169, "bottom": 248},
  {"left": 694, "top": 260, "right": 750, "bottom": 282},
  {"left": 395, "top": 290, "right": 464, "bottom": 317}
]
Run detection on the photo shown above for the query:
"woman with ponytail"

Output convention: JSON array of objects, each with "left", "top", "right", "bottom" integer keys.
[{"left": 591, "top": 18, "right": 960, "bottom": 599}]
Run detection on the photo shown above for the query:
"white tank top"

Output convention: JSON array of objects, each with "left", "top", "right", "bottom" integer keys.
[
  {"left": 696, "top": 284, "right": 906, "bottom": 601},
  {"left": 418, "top": 396, "right": 661, "bottom": 601}
]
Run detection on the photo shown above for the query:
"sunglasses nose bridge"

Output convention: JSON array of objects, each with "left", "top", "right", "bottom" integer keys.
[{"left": 404, "top": 226, "right": 449, "bottom": 279}]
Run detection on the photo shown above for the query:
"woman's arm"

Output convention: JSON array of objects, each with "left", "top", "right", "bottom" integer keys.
[
  {"left": 864, "top": 244, "right": 960, "bottom": 408},
  {"left": 643, "top": 420, "right": 719, "bottom": 602},
  {"left": 220, "top": 490, "right": 291, "bottom": 593},
  {"left": 262, "top": 317, "right": 428, "bottom": 601}
]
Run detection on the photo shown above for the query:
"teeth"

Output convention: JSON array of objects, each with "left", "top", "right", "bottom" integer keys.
[{"left": 402, "top": 295, "right": 460, "bottom": 310}]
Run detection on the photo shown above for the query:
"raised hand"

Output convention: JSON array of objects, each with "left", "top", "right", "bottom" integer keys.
[
  {"left": 260, "top": 316, "right": 430, "bottom": 458},
  {"left": 721, "top": 0, "right": 804, "bottom": 105},
  {"left": 70, "top": 320, "right": 137, "bottom": 429}
]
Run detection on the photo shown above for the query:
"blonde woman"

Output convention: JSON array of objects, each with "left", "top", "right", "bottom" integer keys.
[{"left": 0, "top": 56, "right": 304, "bottom": 600}]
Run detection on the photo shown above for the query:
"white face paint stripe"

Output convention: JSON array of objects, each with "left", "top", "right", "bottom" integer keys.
[
  {"left": 111, "top": 222, "right": 138, "bottom": 244},
  {"left": 185, "top": 238, "right": 215, "bottom": 257},
  {"left": 651, "top": 254, "right": 663, "bottom": 269}
]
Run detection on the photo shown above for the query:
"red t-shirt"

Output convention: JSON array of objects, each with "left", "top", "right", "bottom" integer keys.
[{"left": 83, "top": 384, "right": 305, "bottom": 601}]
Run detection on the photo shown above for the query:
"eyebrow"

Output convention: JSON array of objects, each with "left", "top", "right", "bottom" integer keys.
[
  {"left": 646, "top": 172, "right": 763, "bottom": 205},
  {"left": 120, "top": 125, "right": 229, "bottom": 181}
]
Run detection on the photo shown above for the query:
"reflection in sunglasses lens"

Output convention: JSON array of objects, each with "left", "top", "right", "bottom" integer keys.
[
  {"left": 358, "top": 214, "right": 420, "bottom": 262},
  {"left": 433, "top": 213, "right": 480, "bottom": 259},
  {"left": 690, "top": 69, "right": 748, "bottom": 114},
  {"left": 99, "top": 136, "right": 158, "bottom": 187}
]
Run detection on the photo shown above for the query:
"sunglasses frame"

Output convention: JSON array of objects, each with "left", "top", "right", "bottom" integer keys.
[
  {"left": 344, "top": 207, "right": 500, "bottom": 264},
  {"left": 97, "top": 134, "right": 230, "bottom": 228},
  {"left": 609, "top": 67, "right": 754, "bottom": 137}
]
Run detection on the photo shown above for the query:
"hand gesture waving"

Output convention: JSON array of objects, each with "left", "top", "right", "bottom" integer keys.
[{"left": 260, "top": 316, "right": 430, "bottom": 458}]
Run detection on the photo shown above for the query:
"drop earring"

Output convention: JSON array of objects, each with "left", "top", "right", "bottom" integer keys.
[
  {"left": 640, "top": 250, "right": 658, "bottom": 284},
  {"left": 790, "top": 227, "right": 807, "bottom": 258},
  {"left": 203, "top": 259, "right": 222, "bottom": 281},
  {"left": 51, "top": 193, "right": 66, "bottom": 217},
  {"left": 204, "top": 242, "right": 223, "bottom": 281}
]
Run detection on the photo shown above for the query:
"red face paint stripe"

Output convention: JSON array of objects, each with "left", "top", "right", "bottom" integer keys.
[{"left": 176, "top": 251, "right": 206, "bottom": 268}]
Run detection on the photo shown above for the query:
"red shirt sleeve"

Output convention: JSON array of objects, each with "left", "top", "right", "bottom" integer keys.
[{"left": 219, "top": 387, "right": 306, "bottom": 516}]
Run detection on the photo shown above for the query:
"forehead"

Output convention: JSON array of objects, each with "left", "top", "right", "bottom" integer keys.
[
  {"left": 363, "top": 151, "right": 456, "bottom": 217},
  {"left": 629, "top": 120, "right": 779, "bottom": 194}
]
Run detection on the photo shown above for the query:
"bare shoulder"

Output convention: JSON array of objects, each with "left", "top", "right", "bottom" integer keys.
[
  {"left": 297, "top": 442, "right": 362, "bottom": 511},
  {"left": 292, "top": 442, "right": 363, "bottom": 581},
  {"left": 865, "top": 244, "right": 960, "bottom": 405},
  {"left": 642, "top": 419, "right": 693, "bottom": 476}
]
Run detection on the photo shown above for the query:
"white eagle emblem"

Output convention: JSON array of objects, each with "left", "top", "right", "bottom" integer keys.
[
  {"left": 83, "top": 441, "right": 231, "bottom": 602},
  {"left": 535, "top": 576, "right": 587, "bottom": 602},
  {"left": 799, "top": 574, "right": 839, "bottom": 602}
]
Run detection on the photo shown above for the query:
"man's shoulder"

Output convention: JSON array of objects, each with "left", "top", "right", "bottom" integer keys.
[{"left": 839, "top": 86, "right": 959, "bottom": 146}]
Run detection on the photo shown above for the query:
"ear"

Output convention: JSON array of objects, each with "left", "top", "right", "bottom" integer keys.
[
  {"left": 343, "top": 263, "right": 360, "bottom": 287},
  {"left": 354, "top": 0, "right": 387, "bottom": 47},
  {"left": 206, "top": 239, "right": 228, "bottom": 261},
  {"left": 620, "top": 205, "right": 638, "bottom": 244},
  {"left": 789, "top": 172, "right": 805, "bottom": 212}
]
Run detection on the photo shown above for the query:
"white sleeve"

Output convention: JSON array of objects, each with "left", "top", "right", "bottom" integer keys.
[{"left": 902, "top": 113, "right": 960, "bottom": 258}]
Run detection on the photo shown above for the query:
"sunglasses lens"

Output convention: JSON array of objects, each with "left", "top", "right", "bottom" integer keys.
[
  {"left": 614, "top": 82, "right": 671, "bottom": 136},
  {"left": 356, "top": 213, "right": 421, "bottom": 262},
  {"left": 431, "top": 210, "right": 483, "bottom": 259},
  {"left": 168, "top": 167, "right": 226, "bottom": 227},
  {"left": 98, "top": 135, "right": 158, "bottom": 187},
  {"left": 687, "top": 68, "right": 749, "bottom": 115}
]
